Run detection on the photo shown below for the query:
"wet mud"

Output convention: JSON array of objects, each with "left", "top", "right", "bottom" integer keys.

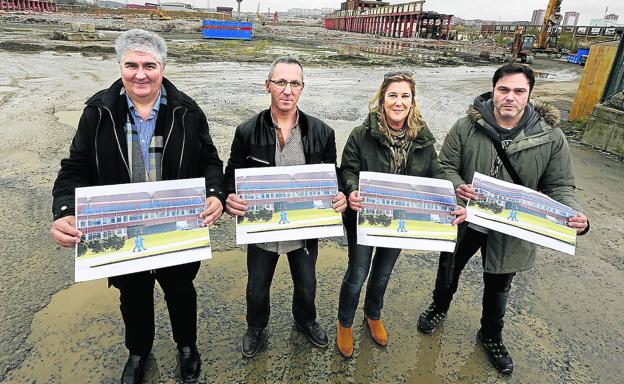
[{"left": 0, "top": 13, "right": 623, "bottom": 384}]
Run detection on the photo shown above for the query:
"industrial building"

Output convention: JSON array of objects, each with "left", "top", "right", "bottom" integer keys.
[
  {"left": 481, "top": 23, "right": 622, "bottom": 40},
  {"left": 563, "top": 11, "right": 580, "bottom": 27},
  {"left": 324, "top": 0, "right": 452, "bottom": 39},
  {"left": 531, "top": 9, "right": 546, "bottom": 26},
  {"left": 0, "top": 0, "right": 56, "bottom": 12}
]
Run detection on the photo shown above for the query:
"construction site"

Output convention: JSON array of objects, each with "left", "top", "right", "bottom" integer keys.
[{"left": 0, "top": 0, "right": 623, "bottom": 383}]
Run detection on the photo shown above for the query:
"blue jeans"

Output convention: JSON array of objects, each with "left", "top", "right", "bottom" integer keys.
[
  {"left": 338, "top": 224, "right": 401, "bottom": 327},
  {"left": 246, "top": 243, "right": 318, "bottom": 329}
]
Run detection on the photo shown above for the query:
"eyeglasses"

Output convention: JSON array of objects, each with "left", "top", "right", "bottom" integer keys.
[
  {"left": 384, "top": 71, "right": 413, "bottom": 79},
  {"left": 268, "top": 79, "right": 304, "bottom": 90}
]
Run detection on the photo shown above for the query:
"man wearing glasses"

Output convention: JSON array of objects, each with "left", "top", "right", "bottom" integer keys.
[{"left": 224, "top": 57, "right": 347, "bottom": 358}]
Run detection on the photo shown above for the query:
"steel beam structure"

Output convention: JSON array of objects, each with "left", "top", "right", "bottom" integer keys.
[
  {"left": 324, "top": 1, "right": 451, "bottom": 40},
  {"left": 0, "top": 0, "right": 56, "bottom": 12}
]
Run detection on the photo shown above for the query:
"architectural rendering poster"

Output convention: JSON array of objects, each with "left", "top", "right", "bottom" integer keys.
[
  {"left": 467, "top": 172, "right": 577, "bottom": 255},
  {"left": 74, "top": 178, "right": 211, "bottom": 282},
  {"left": 357, "top": 171, "right": 458, "bottom": 252},
  {"left": 235, "top": 164, "right": 344, "bottom": 244}
]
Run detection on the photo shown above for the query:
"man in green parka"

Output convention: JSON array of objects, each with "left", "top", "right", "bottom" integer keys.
[{"left": 417, "top": 64, "right": 589, "bottom": 374}]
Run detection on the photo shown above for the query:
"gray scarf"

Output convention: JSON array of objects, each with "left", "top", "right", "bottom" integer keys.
[{"left": 381, "top": 127, "right": 412, "bottom": 174}]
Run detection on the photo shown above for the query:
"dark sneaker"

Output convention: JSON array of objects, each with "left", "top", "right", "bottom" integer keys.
[
  {"left": 178, "top": 345, "right": 201, "bottom": 383},
  {"left": 242, "top": 327, "right": 264, "bottom": 358},
  {"left": 477, "top": 330, "right": 514, "bottom": 375},
  {"left": 293, "top": 320, "right": 329, "bottom": 348},
  {"left": 417, "top": 304, "right": 447, "bottom": 334},
  {"left": 121, "top": 354, "right": 146, "bottom": 384}
]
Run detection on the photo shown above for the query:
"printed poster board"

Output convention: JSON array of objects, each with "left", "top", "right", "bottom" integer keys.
[
  {"left": 74, "top": 178, "right": 211, "bottom": 282},
  {"left": 467, "top": 172, "right": 577, "bottom": 255},
  {"left": 357, "top": 171, "right": 458, "bottom": 252},
  {"left": 235, "top": 164, "right": 344, "bottom": 244}
]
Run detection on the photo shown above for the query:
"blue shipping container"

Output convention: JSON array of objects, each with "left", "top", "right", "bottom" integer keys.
[
  {"left": 202, "top": 20, "right": 253, "bottom": 40},
  {"left": 567, "top": 48, "right": 590, "bottom": 64}
]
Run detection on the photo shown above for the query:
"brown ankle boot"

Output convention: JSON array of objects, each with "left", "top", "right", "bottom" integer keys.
[
  {"left": 365, "top": 316, "right": 388, "bottom": 346},
  {"left": 336, "top": 321, "right": 353, "bottom": 358}
]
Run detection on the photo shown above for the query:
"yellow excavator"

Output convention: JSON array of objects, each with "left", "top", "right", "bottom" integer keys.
[
  {"left": 536, "top": 0, "right": 562, "bottom": 51},
  {"left": 511, "top": 0, "right": 562, "bottom": 63},
  {"left": 150, "top": 9, "right": 172, "bottom": 21}
]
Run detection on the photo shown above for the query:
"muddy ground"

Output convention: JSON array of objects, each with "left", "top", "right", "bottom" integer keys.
[{"left": 0, "top": 12, "right": 623, "bottom": 384}]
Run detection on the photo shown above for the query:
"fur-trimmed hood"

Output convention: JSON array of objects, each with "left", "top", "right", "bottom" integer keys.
[{"left": 466, "top": 92, "right": 560, "bottom": 128}]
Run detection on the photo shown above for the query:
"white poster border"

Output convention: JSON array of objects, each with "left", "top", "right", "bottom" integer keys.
[
  {"left": 466, "top": 172, "right": 577, "bottom": 255},
  {"left": 74, "top": 178, "right": 211, "bottom": 282},
  {"left": 235, "top": 164, "right": 344, "bottom": 245},
  {"left": 356, "top": 171, "right": 457, "bottom": 252}
]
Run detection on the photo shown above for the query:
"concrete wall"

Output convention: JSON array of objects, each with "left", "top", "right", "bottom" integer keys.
[{"left": 582, "top": 104, "right": 624, "bottom": 156}]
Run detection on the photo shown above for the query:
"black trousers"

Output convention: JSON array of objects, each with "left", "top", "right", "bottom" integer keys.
[
  {"left": 246, "top": 244, "right": 318, "bottom": 329},
  {"left": 432, "top": 227, "right": 515, "bottom": 339},
  {"left": 110, "top": 261, "right": 200, "bottom": 357}
]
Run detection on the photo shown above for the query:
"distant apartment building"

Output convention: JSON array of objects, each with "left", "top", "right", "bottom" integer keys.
[
  {"left": 531, "top": 9, "right": 546, "bottom": 25},
  {"left": 216, "top": 6, "right": 233, "bottom": 16},
  {"left": 96, "top": 1, "right": 125, "bottom": 9},
  {"left": 563, "top": 11, "right": 580, "bottom": 27},
  {"left": 288, "top": 7, "right": 335, "bottom": 18},
  {"left": 126, "top": 3, "right": 157, "bottom": 9},
  {"left": 160, "top": 2, "right": 194, "bottom": 12}
]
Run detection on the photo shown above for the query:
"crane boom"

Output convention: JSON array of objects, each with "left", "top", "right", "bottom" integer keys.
[{"left": 537, "top": 0, "right": 562, "bottom": 49}]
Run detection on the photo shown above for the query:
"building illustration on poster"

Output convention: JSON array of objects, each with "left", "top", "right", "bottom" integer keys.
[
  {"left": 467, "top": 172, "right": 577, "bottom": 255},
  {"left": 357, "top": 171, "right": 457, "bottom": 252},
  {"left": 235, "top": 164, "right": 344, "bottom": 244},
  {"left": 74, "top": 178, "right": 212, "bottom": 282},
  {"left": 77, "top": 190, "right": 205, "bottom": 242},
  {"left": 238, "top": 172, "right": 337, "bottom": 213}
]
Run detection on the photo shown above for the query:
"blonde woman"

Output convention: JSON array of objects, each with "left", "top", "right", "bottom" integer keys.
[{"left": 336, "top": 72, "right": 465, "bottom": 358}]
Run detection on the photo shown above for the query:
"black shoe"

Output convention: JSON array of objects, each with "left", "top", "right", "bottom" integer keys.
[
  {"left": 417, "top": 304, "right": 447, "bottom": 334},
  {"left": 242, "top": 327, "right": 264, "bottom": 358},
  {"left": 477, "top": 330, "right": 514, "bottom": 375},
  {"left": 178, "top": 345, "right": 201, "bottom": 383},
  {"left": 293, "top": 320, "right": 329, "bottom": 348},
  {"left": 121, "top": 354, "right": 146, "bottom": 384}
]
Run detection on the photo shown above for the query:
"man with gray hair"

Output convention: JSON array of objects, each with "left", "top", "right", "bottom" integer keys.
[
  {"left": 225, "top": 57, "right": 347, "bottom": 357},
  {"left": 50, "top": 29, "right": 224, "bottom": 383}
]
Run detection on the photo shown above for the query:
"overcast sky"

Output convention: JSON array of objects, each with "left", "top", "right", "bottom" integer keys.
[{"left": 187, "top": 1, "right": 623, "bottom": 25}]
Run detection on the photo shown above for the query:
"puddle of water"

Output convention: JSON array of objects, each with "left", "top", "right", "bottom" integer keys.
[
  {"left": 55, "top": 110, "right": 82, "bottom": 128},
  {"left": 0, "top": 86, "right": 19, "bottom": 93},
  {"left": 6, "top": 244, "right": 594, "bottom": 383},
  {"left": 533, "top": 69, "right": 579, "bottom": 82}
]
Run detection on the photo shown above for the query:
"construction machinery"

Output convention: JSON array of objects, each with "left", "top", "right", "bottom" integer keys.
[
  {"left": 536, "top": 0, "right": 563, "bottom": 51},
  {"left": 511, "top": 27, "right": 537, "bottom": 63},
  {"left": 511, "top": 0, "right": 563, "bottom": 63},
  {"left": 150, "top": 9, "right": 172, "bottom": 21},
  {"left": 256, "top": 2, "right": 266, "bottom": 25}
]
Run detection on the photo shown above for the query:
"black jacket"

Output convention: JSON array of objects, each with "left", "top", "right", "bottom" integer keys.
[
  {"left": 224, "top": 108, "right": 338, "bottom": 194},
  {"left": 52, "top": 78, "right": 224, "bottom": 220}
]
